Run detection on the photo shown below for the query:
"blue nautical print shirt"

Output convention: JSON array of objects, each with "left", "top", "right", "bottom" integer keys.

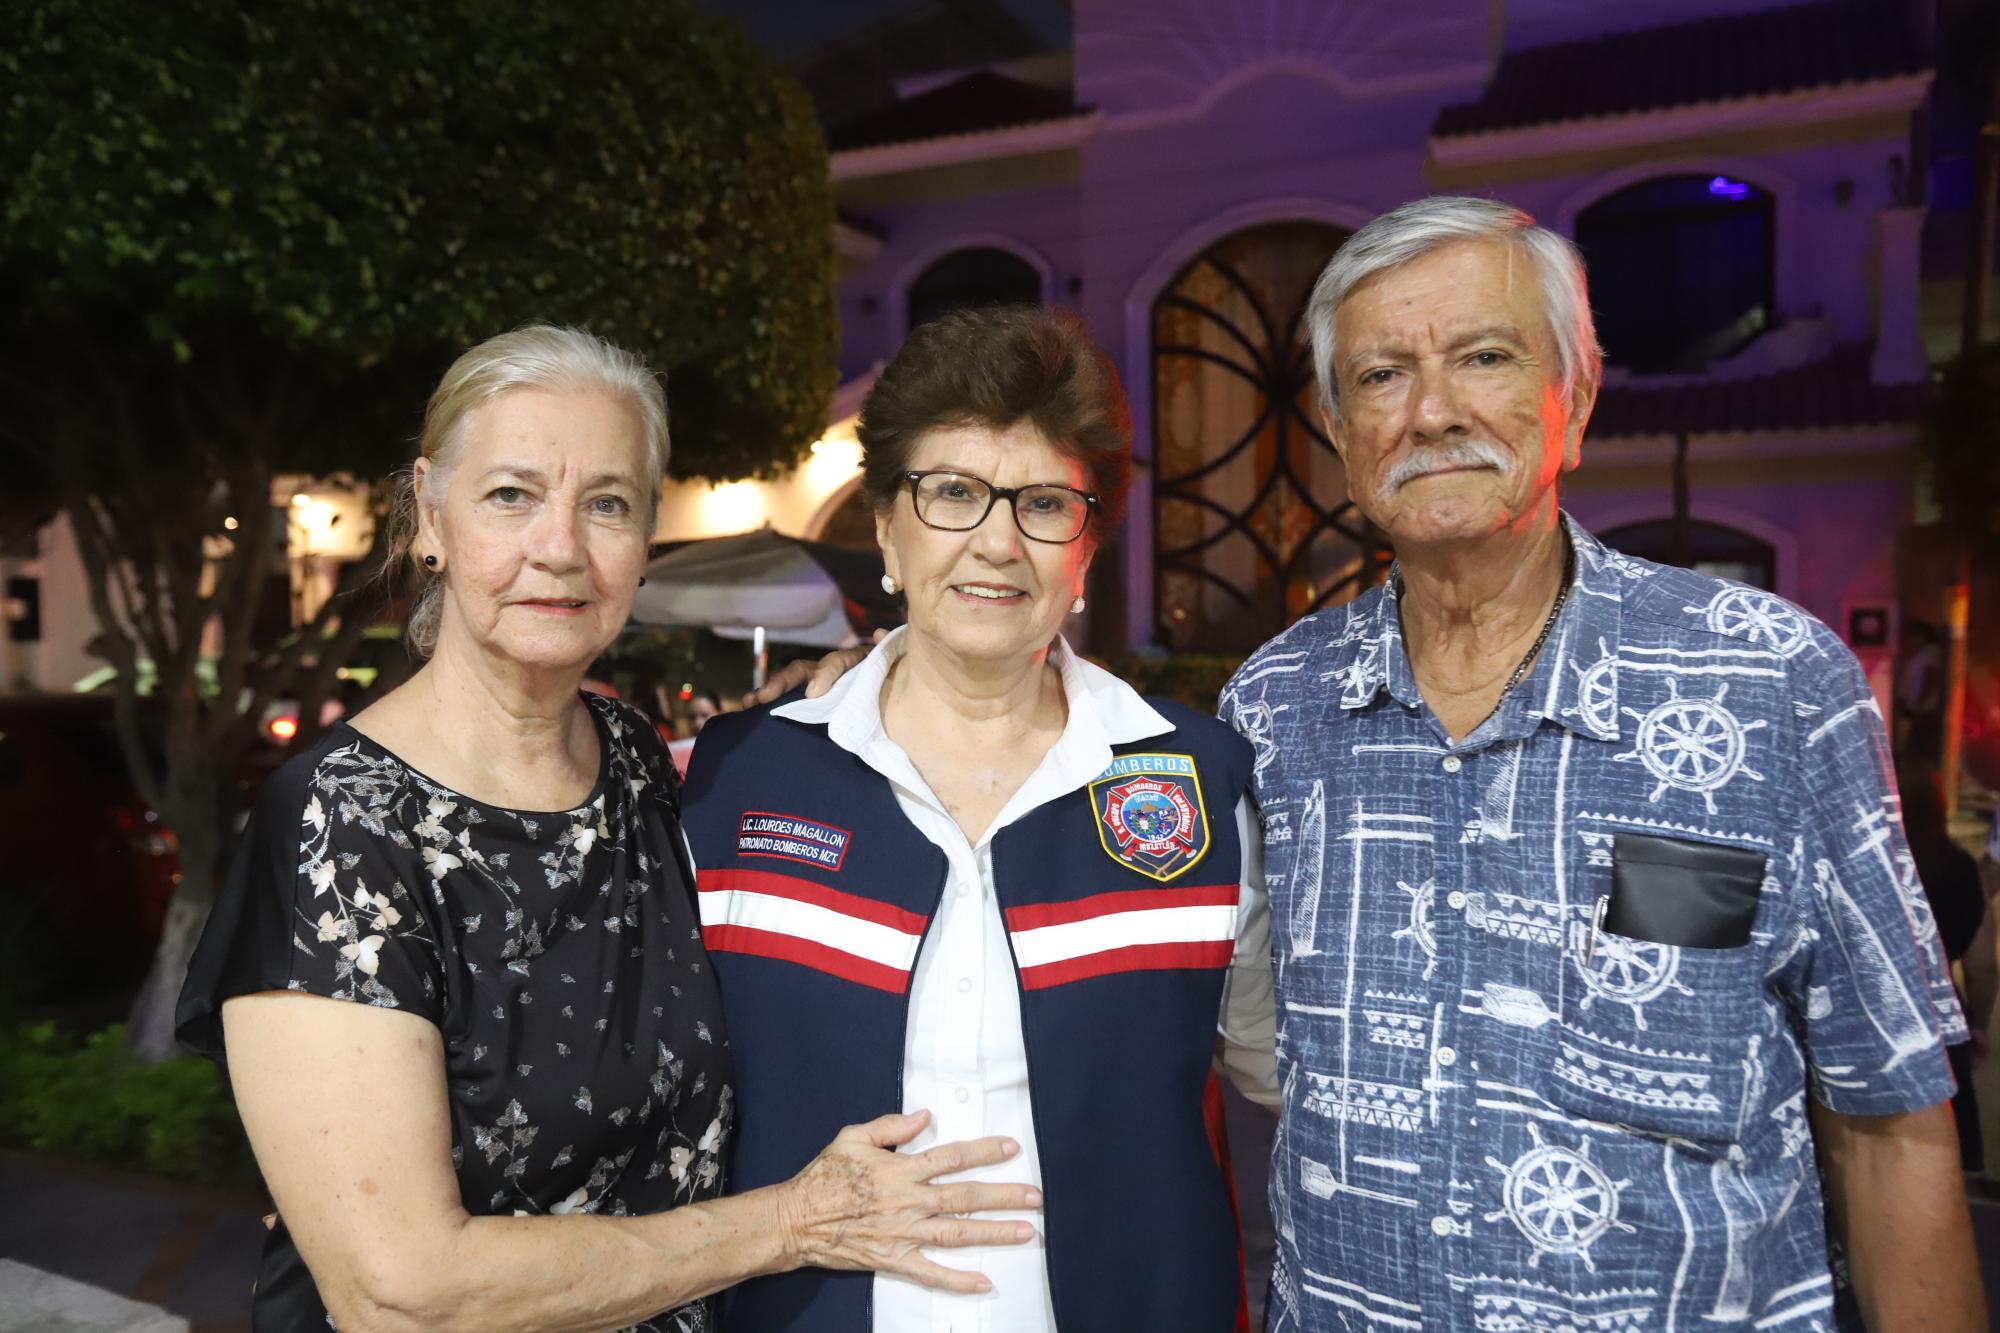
[{"left": 1218, "top": 518, "right": 1963, "bottom": 1333}]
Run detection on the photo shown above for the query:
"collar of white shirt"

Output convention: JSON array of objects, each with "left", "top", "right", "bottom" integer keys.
[{"left": 770, "top": 627, "right": 1174, "bottom": 835}]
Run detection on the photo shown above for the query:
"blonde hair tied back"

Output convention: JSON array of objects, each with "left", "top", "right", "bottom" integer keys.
[{"left": 379, "top": 325, "right": 671, "bottom": 657}]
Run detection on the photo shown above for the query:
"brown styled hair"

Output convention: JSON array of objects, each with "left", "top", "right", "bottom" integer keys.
[{"left": 856, "top": 305, "right": 1131, "bottom": 535}]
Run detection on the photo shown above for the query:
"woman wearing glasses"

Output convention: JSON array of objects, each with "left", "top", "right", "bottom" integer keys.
[{"left": 682, "top": 306, "right": 1275, "bottom": 1331}]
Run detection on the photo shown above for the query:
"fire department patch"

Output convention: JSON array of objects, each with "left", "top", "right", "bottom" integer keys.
[{"left": 1088, "top": 753, "right": 1210, "bottom": 882}]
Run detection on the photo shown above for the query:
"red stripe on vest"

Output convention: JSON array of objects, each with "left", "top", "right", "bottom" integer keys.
[
  {"left": 1016, "top": 939, "right": 1235, "bottom": 990},
  {"left": 697, "top": 866, "right": 929, "bottom": 935},
  {"left": 701, "top": 924, "right": 914, "bottom": 995},
  {"left": 1002, "top": 883, "right": 1239, "bottom": 932}
]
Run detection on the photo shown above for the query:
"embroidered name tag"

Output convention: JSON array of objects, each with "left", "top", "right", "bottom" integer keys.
[
  {"left": 736, "top": 811, "right": 851, "bottom": 871},
  {"left": 1088, "top": 753, "right": 1210, "bottom": 882}
]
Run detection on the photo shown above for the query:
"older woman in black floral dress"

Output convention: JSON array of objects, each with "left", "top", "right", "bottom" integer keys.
[{"left": 177, "top": 327, "right": 1038, "bottom": 1332}]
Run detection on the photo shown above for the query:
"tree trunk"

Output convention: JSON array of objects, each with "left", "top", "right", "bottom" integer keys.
[
  {"left": 115, "top": 492, "right": 389, "bottom": 1061},
  {"left": 122, "top": 839, "right": 218, "bottom": 1060},
  {"left": 123, "top": 765, "right": 229, "bottom": 1061}
]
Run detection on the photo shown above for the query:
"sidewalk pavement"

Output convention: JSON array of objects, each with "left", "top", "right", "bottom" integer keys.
[
  {"left": 0, "top": 1260, "right": 187, "bottom": 1333},
  {"left": 0, "top": 1152, "right": 262, "bottom": 1333}
]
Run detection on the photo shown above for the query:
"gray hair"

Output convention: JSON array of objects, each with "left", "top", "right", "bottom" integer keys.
[
  {"left": 1307, "top": 196, "right": 1601, "bottom": 425},
  {"left": 382, "top": 324, "right": 670, "bottom": 656}
]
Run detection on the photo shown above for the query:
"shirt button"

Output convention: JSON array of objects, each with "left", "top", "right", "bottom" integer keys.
[
  {"left": 1441, "top": 755, "right": 1462, "bottom": 774},
  {"left": 1430, "top": 1215, "right": 1454, "bottom": 1237},
  {"left": 1446, "top": 890, "right": 1467, "bottom": 910},
  {"left": 957, "top": 976, "right": 973, "bottom": 994},
  {"left": 1436, "top": 1046, "right": 1458, "bottom": 1067},
  {"left": 954, "top": 1086, "right": 971, "bottom": 1104},
  {"left": 956, "top": 882, "right": 971, "bottom": 898}
]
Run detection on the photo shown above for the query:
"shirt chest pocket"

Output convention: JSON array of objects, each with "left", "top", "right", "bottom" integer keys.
[{"left": 1546, "top": 833, "right": 1773, "bottom": 1143}]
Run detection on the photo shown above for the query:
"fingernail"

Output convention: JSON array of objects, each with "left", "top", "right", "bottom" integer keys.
[
  {"left": 1025, "top": 1189, "right": 1044, "bottom": 1208},
  {"left": 1001, "top": 1138, "right": 1019, "bottom": 1157},
  {"left": 975, "top": 1278, "right": 993, "bottom": 1293},
  {"left": 1014, "top": 1223, "right": 1036, "bottom": 1241}
]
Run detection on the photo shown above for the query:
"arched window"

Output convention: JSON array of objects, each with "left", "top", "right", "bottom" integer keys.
[
  {"left": 811, "top": 479, "right": 878, "bottom": 553},
  {"left": 1574, "top": 175, "right": 1775, "bottom": 373},
  {"left": 1600, "top": 519, "right": 1776, "bottom": 591},
  {"left": 906, "top": 247, "right": 1041, "bottom": 332},
  {"left": 1150, "top": 221, "right": 1387, "bottom": 653}
]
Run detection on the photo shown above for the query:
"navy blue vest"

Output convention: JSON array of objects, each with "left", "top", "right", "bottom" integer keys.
[{"left": 682, "top": 692, "right": 1254, "bottom": 1331}]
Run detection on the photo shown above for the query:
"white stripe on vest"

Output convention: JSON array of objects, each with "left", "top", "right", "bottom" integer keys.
[
  {"left": 1004, "top": 884, "right": 1239, "bottom": 990},
  {"left": 697, "top": 867, "right": 926, "bottom": 993}
]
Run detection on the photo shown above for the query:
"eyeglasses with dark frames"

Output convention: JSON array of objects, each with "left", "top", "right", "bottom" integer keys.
[{"left": 904, "top": 470, "right": 1099, "bottom": 544}]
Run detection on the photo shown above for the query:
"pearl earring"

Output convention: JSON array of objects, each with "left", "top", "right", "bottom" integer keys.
[
  {"left": 1070, "top": 595, "right": 1086, "bottom": 614},
  {"left": 881, "top": 574, "right": 898, "bottom": 595}
]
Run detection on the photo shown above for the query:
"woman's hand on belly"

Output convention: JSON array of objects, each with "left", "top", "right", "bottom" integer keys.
[{"left": 774, "top": 1107, "right": 1042, "bottom": 1294}]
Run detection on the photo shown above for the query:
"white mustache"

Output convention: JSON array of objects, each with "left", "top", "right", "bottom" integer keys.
[{"left": 1381, "top": 442, "right": 1511, "bottom": 491}]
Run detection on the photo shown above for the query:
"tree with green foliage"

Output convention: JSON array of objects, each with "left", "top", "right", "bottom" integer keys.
[{"left": 0, "top": 0, "right": 837, "bottom": 1058}]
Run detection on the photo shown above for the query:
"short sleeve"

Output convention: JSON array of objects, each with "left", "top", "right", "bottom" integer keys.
[
  {"left": 1218, "top": 667, "right": 1278, "bottom": 805},
  {"left": 1776, "top": 640, "right": 1964, "bottom": 1115},
  {"left": 176, "top": 746, "right": 446, "bottom": 1060},
  {"left": 599, "top": 697, "right": 700, "bottom": 897},
  {"left": 609, "top": 699, "right": 683, "bottom": 821}
]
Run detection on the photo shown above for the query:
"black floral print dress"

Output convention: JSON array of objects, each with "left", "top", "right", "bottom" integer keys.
[{"left": 178, "top": 694, "right": 732, "bottom": 1332}]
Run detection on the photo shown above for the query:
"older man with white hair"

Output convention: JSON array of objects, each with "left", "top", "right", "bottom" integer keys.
[{"left": 1218, "top": 197, "right": 1983, "bottom": 1332}]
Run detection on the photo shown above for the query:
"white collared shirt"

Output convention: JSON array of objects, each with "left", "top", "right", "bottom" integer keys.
[{"left": 773, "top": 628, "right": 1276, "bottom": 1333}]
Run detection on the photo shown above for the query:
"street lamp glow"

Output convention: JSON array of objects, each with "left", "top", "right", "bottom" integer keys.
[
  {"left": 297, "top": 500, "right": 340, "bottom": 540},
  {"left": 702, "top": 481, "right": 766, "bottom": 532}
]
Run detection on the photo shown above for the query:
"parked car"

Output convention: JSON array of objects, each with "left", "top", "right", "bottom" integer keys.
[{"left": 0, "top": 695, "right": 181, "bottom": 998}]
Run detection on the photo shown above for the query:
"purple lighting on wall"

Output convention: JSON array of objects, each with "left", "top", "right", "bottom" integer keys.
[{"left": 1708, "top": 175, "right": 1751, "bottom": 200}]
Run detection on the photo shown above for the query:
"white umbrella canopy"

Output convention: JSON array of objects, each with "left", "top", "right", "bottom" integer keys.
[{"left": 630, "top": 527, "right": 893, "bottom": 649}]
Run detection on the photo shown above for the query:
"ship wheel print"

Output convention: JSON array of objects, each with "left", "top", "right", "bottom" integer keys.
[
  {"left": 1392, "top": 878, "right": 1437, "bottom": 979},
  {"left": 1485, "top": 1125, "right": 1634, "bottom": 1271},
  {"left": 1565, "top": 639, "right": 1618, "bottom": 735},
  {"left": 1232, "top": 695, "right": 1280, "bottom": 785},
  {"left": 1574, "top": 926, "right": 1692, "bottom": 1031},
  {"left": 1334, "top": 637, "right": 1385, "bottom": 705},
  {"left": 1691, "top": 587, "right": 1810, "bottom": 658},
  {"left": 1613, "top": 679, "right": 1767, "bottom": 814}
]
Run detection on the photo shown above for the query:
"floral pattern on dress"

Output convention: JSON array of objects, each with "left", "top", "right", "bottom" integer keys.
[{"left": 188, "top": 692, "right": 730, "bottom": 1333}]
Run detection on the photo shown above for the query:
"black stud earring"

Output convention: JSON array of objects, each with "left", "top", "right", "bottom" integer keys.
[
  {"left": 638, "top": 576, "right": 647, "bottom": 587},
  {"left": 423, "top": 554, "right": 438, "bottom": 568}
]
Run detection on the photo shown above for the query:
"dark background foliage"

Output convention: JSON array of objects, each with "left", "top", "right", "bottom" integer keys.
[
  {"left": 1, "top": 0, "right": 838, "bottom": 480},
  {"left": 0, "top": 0, "right": 840, "bottom": 1057}
]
